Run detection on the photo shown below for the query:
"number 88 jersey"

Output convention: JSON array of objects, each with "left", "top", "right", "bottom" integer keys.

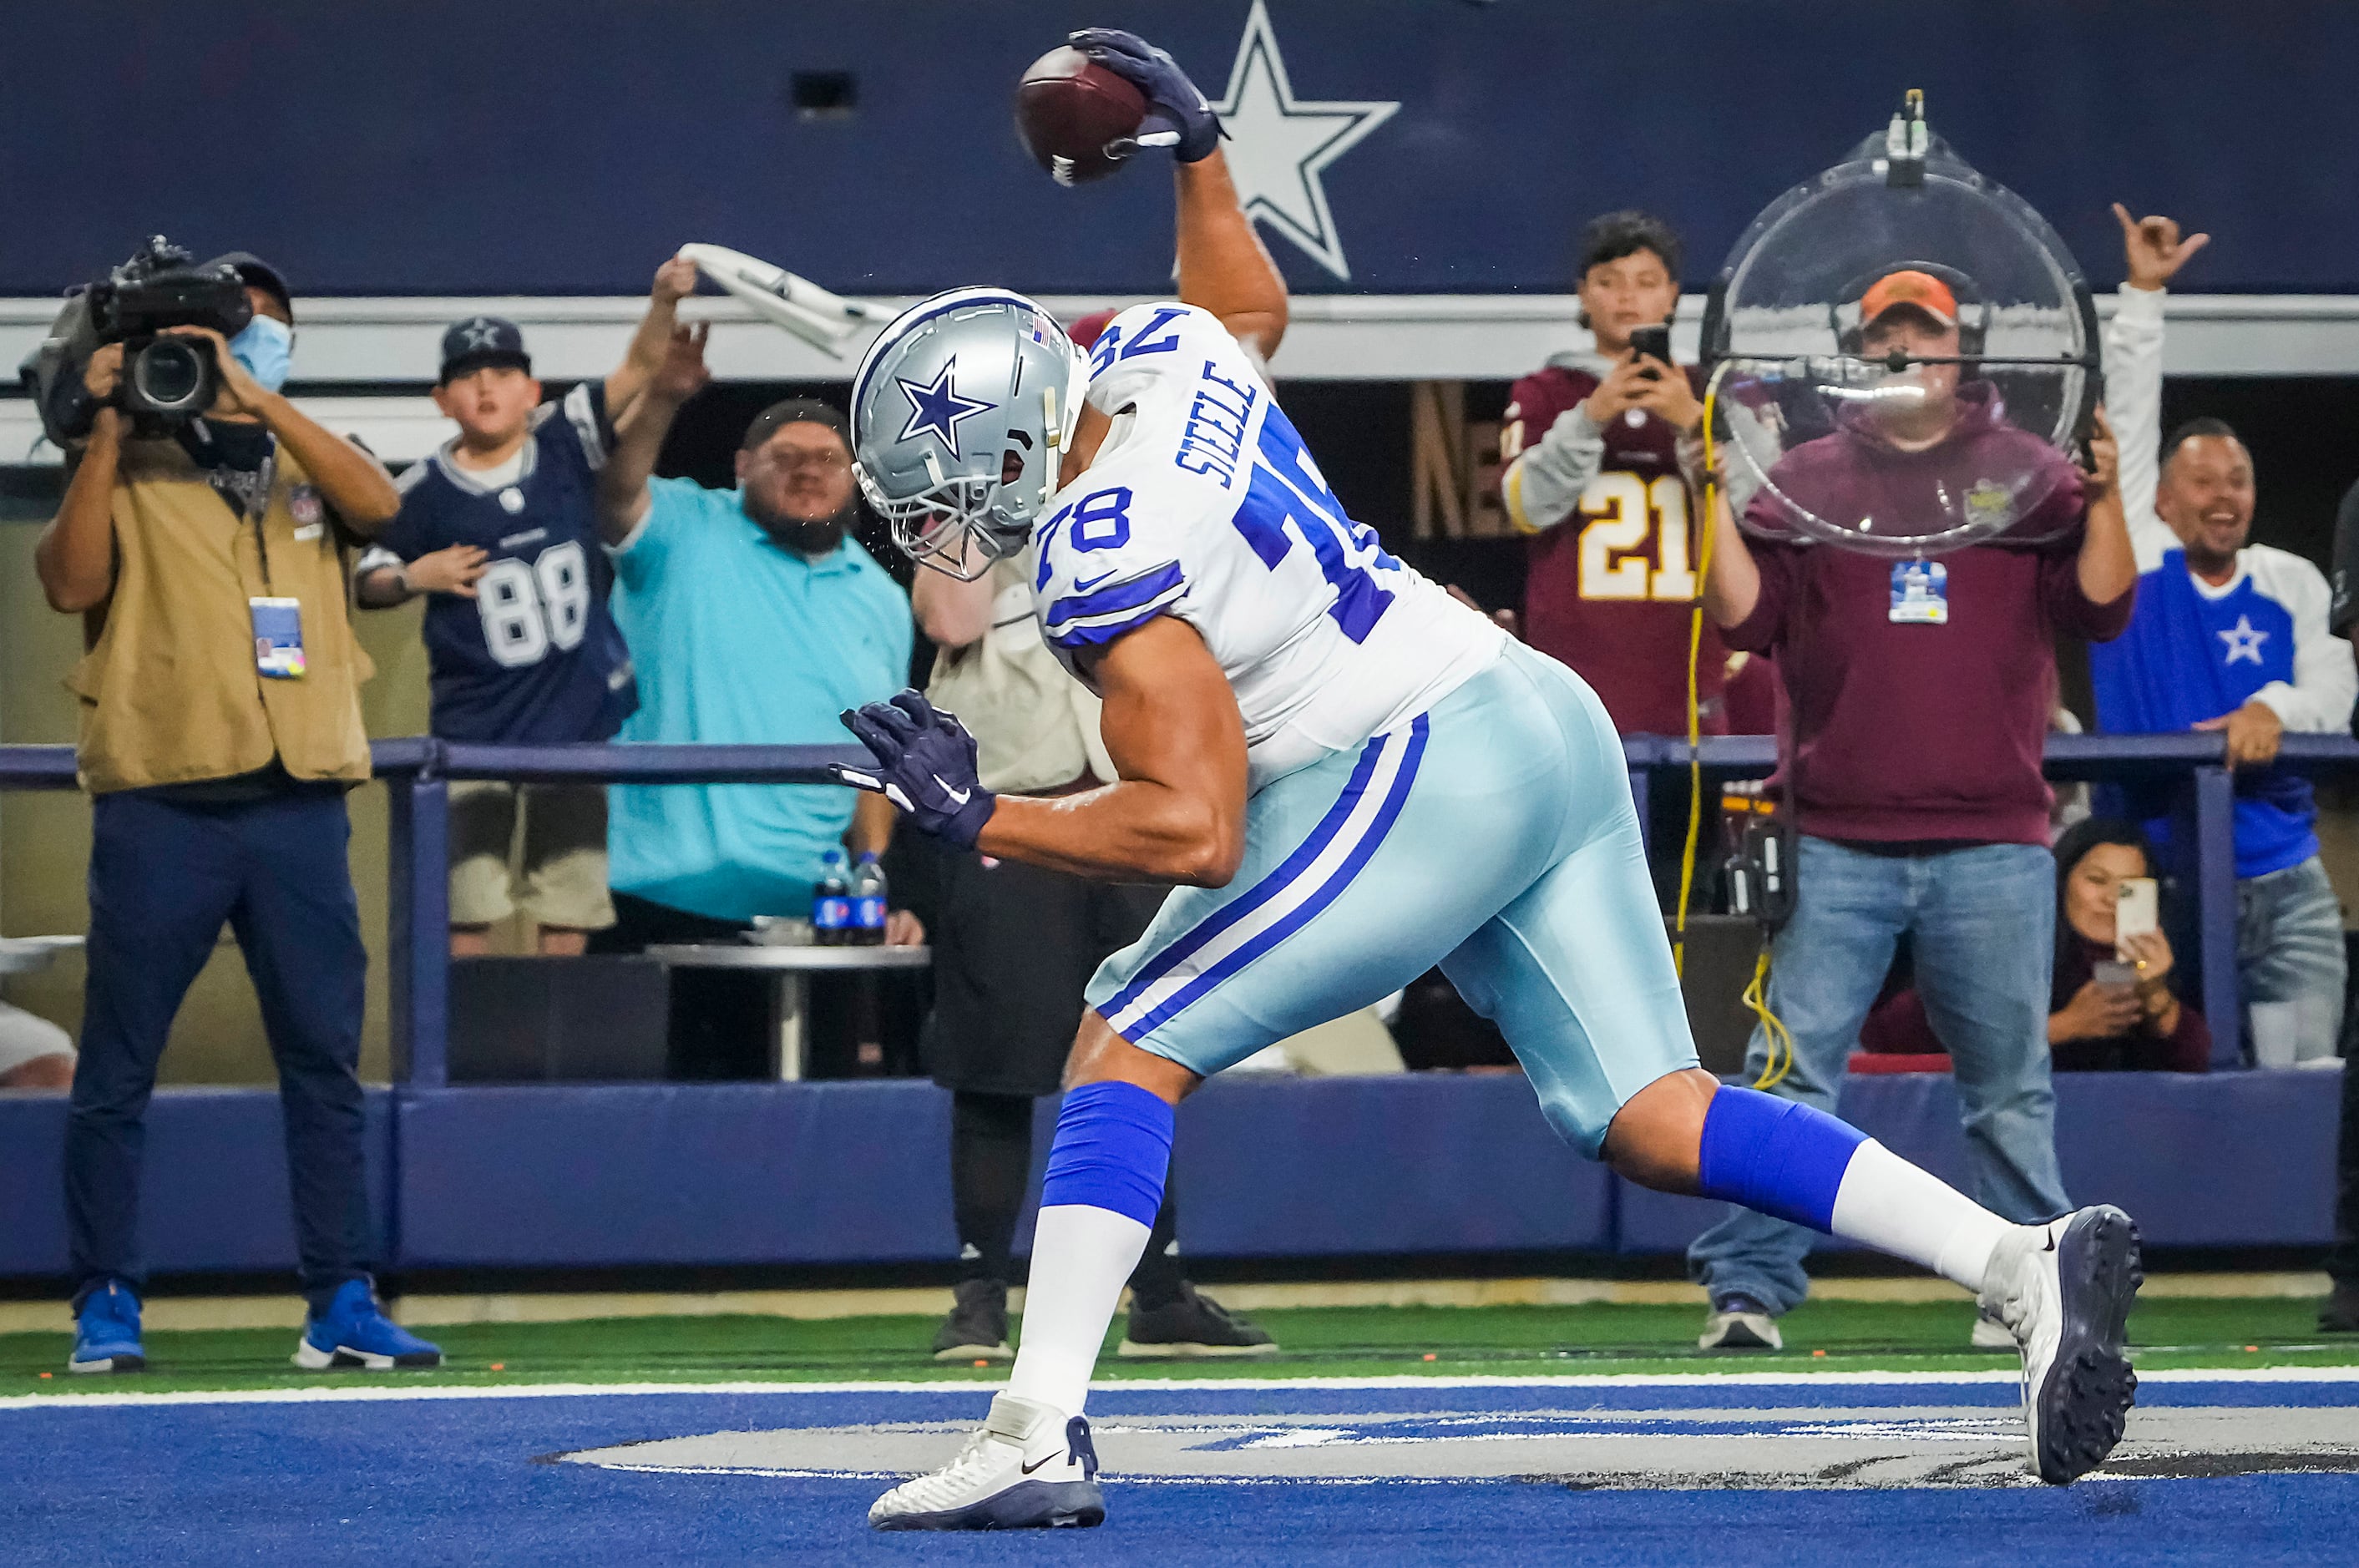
[
  {"left": 1035, "top": 303, "right": 1503, "bottom": 789},
  {"left": 363, "top": 382, "right": 638, "bottom": 745}
]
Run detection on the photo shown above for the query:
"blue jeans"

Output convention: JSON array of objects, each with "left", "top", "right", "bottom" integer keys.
[
  {"left": 2239, "top": 855, "right": 2346, "bottom": 1067},
  {"left": 1687, "top": 837, "right": 2071, "bottom": 1314},
  {"left": 66, "top": 788, "right": 373, "bottom": 1315}
]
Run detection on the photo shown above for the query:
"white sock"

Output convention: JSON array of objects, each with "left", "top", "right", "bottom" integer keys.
[
  {"left": 1826, "top": 1139, "right": 2013, "bottom": 1293},
  {"left": 1005, "top": 1203, "right": 1152, "bottom": 1417}
]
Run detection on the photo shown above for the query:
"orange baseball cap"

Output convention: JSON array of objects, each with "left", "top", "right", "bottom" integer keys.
[{"left": 1860, "top": 269, "right": 1958, "bottom": 329}]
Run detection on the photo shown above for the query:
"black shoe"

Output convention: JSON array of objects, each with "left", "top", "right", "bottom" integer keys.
[
  {"left": 2321, "top": 1284, "right": 2359, "bottom": 1334},
  {"left": 931, "top": 1278, "right": 1013, "bottom": 1362},
  {"left": 1116, "top": 1282, "right": 1277, "bottom": 1358}
]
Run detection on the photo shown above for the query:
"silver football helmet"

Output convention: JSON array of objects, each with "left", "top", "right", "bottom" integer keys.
[{"left": 850, "top": 287, "right": 1088, "bottom": 579}]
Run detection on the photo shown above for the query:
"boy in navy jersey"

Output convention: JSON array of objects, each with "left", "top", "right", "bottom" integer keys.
[{"left": 357, "top": 255, "right": 697, "bottom": 954}]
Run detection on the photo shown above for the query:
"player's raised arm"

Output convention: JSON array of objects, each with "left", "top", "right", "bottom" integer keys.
[
  {"left": 1068, "top": 28, "right": 1287, "bottom": 360},
  {"left": 834, "top": 616, "right": 1248, "bottom": 887}
]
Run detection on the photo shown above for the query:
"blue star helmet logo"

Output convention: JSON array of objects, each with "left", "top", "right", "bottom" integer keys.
[{"left": 894, "top": 359, "right": 996, "bottom": 458}]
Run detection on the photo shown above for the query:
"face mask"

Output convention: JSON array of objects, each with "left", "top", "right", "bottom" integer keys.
[{"left": 229, "top": 316, "right": 293, "bottom": 392}]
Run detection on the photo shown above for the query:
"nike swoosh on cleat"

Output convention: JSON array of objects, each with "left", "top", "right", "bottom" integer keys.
[{"left": 1020, "top": 1453, "right": 1066, "bottom": 1475}]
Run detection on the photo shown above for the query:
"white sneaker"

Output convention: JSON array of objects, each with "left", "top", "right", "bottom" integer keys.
[
  {"left": 1970, "top": 1309, "right": 2017, "bottom": 1351},
  {"left": 868, "top": 1392, "right": 1104, "bottom": 1531},
  {"left": 1981, "top": 1206, "right": 2142, "bottom": 1484},
  {"left": 1697, "top": 1305, "right": 1782, "bottom": 1352}
]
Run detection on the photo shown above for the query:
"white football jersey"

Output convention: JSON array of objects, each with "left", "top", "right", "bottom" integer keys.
[{"left": 1032, "top": 302, "right": 1504, "bottom": 787}]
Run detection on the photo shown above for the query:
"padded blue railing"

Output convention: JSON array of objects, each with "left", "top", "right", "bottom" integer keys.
[{"left": 8, "top": 731, "right": 2359, "bottom": 1078}]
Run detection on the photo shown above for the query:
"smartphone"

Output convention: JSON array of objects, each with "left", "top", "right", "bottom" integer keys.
[
  {"left": 2114, "top": 877, "right": 2159, "bottom": 959},
  {"left": 1628, "top": 324, "right": 1673, "bottom": 371}
]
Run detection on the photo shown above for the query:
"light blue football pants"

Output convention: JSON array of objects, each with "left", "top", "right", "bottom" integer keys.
[{"left": 1085, "top": 642, "right": 1698, "bottom": 1156}]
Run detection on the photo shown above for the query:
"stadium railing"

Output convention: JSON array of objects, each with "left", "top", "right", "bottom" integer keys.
[{"left": 4, "top": 730, "right": 2353, "bottom": 1077}]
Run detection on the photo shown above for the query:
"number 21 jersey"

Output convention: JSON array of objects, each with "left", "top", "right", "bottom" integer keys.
[
  {"left": 364, "top": 382, "right": 638, "bottom": 744},
  {"left": 1035, "top": 303, "right": 1503, "bottom": 788},
  {"left": 1501, "top": 361, "right": 1724, "bottom": 736}
]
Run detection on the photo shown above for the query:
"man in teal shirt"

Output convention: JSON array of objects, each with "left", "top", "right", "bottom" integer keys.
[{"left": 595, "top": 331, "right": 914, "bottom": 1068}]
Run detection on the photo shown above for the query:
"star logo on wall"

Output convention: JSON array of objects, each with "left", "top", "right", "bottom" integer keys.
[
  {"left": 1210, "top": 0, "right": 1400, "bottom": 281},
  {"left": 894, "top": 359, "right": 995, "bottom": 456},
  {"left": 2219, "top": 615, "right": 2270, "bottom": 666}
]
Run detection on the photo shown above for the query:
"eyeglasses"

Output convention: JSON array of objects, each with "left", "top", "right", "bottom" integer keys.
[{"left": 771, "top": 448, "right": 851, "bottom": 473}]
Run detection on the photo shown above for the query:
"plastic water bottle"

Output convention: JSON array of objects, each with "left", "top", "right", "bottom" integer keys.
[
  {"left": 812, "top": 850, "right": 852, "bottom": 946},
  {"left": 851, "top": 852, "right": 888, "bottom": 946}
]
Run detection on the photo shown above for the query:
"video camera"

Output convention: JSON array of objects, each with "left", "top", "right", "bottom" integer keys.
[{"left": 18, "top": 236, "right": 256, "bottom": 444}]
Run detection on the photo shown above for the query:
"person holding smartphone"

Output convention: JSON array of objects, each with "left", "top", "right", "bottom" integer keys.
[
  {"left": 1861, "top": 817, "right": 2210, "bottom": 1072},
  {"left": 1498, "top": 212, "right": 1729, "bottom": 741}
]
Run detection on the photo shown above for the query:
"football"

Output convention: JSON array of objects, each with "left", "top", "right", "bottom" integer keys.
[{"left": 1014, "top": 44, "right": 1147, "bottom": 186}]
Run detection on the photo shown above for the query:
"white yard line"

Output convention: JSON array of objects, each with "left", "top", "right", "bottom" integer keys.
[{"left": 6, "top": 1364, "right": 2356, "bottom": 1412}]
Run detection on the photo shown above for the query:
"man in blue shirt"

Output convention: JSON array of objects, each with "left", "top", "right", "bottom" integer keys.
[
  {"left": 357, "top": 255, "right": 696, "bottom": 955},
  {"left": 592, "top": 327, "right": 916, "bottom": 1073},
  {"left": 2092, "top": 206, "right": 2356, "bottom": 1066}
]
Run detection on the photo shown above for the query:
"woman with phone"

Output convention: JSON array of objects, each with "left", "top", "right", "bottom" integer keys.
[{"left": 1862, "top": 817, "right": 2210, "bottom": 1070}]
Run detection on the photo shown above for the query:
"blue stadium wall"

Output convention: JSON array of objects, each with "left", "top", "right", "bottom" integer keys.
[{"left": 4, "top": 1, "right": 2351, "bottom": 299}]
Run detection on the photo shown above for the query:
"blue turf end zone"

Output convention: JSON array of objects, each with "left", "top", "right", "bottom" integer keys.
[{"left": 4, "top": 1380, "right": 2354, "bottom": 1566}]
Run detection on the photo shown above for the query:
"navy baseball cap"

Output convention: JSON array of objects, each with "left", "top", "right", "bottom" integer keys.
[
  {"left": 438, "top": 315, "right": 532, "bottom": 383},
  {"left": 204, "top": 251, "right": 295, "bottom": 321}
]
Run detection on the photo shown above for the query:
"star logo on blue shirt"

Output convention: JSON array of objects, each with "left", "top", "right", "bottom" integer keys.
[
  {"left": 2220, "top": 615, "right": 2270, "bottom": 666},
  {"left": 893, "top": 359, "right": 995, "bottom": 457}
]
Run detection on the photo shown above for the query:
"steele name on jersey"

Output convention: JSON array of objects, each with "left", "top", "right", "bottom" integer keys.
[{"left": 1033, "top": 304, "right": 1504, "bottom": 787}]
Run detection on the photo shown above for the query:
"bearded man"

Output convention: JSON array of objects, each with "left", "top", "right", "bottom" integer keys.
[{"left": 592, "top": 336, "right": 919, "bottom": 1073}]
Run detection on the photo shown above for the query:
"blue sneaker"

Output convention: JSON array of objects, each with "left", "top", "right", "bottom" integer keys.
[
  {"left": 69, "top": 1281, "right": 145, "bottom": 1373},
  {"left": 293, "top": 1279, "right": 442, "bottom": 1370}
]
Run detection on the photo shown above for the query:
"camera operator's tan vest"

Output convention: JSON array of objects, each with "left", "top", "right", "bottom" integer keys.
[
  {"left": 924, "top": 559, "right": 1115, "bottom": 795},
  {"left": 67, "top": 433, "right": 374, "bottom": 794}
]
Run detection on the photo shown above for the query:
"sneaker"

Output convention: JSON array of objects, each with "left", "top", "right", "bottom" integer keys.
[
  {"left": 932, "top": 1279, "right": 1014, "bottom": 1363},
  {"left": 869, "top": 1391, "right": 1104, "bottom": 1530},
  {"left": 292, "top": 1279, "right": 443, "bottom": 1370},
  {"left": 1981, "top": 1206, "right": 2142, "bottom": 1484},
  {"left": 1971, "top": 1308, "right": 2017, "bottom": 1350},
  {"left": 1698, "top": 1293, "right": 1783, "bottom": 1352},
  {"left": 68, "top": 1281, "right": 144, "bottom": 1374},
  {"left": 1116, "top": 1282, "right": 1277, "bottom": 1358},
  {"left": 2319, "top": 1284, "right": 2359, "bottom": 1334}
]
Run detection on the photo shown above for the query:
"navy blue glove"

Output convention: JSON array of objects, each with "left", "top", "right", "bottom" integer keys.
[
  {"left": 1069, "top": 28, "right": 1223, "bottom": 164},
  {"left": 830, "top": 690, "right": 997, "bottom": 849}
]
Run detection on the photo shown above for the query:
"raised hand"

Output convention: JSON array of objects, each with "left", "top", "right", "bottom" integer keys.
[
  {"left": 652, "top": 322, "right": 711, "bottom": 405},
  {"left": 1069, "top": 28, "right": 1221, "bottom": 163},
  {"left": 2112, "top": 203, "right": 2210, "bottom": 291},
  {"left": 652, "top": 251, "right": 701, "bottom": 305}
]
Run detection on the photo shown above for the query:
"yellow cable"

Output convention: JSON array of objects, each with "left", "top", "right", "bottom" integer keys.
[{"left": 1677, "top": 363, "right": 1795, "bottom": 1088}]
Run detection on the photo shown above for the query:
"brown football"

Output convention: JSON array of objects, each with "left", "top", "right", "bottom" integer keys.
[{"left": 1014, "top": 45, "right": 1147, "bottom": 186}]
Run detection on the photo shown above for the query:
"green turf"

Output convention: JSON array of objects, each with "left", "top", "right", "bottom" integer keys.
[{"left": 3, "top": 1295, "right": 2353, "bottom": 1397}]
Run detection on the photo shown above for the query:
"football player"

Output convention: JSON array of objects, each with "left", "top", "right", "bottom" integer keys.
[{"left": 838, "top": 35, "right": 2142, "bottom": 1530}]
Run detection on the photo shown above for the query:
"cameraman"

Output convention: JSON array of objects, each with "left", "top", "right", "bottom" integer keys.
[{"left": 35, "top": 256, "right": 440, "bottom": 1376}]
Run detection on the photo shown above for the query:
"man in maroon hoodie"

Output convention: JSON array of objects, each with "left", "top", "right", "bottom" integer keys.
[{"left": 1686, "top": 270, "right": 2139, "bottom": 1350}]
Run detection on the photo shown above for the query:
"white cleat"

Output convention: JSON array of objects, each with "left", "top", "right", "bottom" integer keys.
[
  {"left": 868, "top": 1391, "right": 1105, "bottom": 1531},
  {"left": 1981, "top": 1205, "right": 2143, "bottom": 1484}
]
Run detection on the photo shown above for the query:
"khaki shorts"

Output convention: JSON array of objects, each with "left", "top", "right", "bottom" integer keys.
[{"left": 448, "top": 780, "right": 614, "bottom": 931}]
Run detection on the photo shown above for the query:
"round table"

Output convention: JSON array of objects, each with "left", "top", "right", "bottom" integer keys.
[{"left": 644, "top": 943, "right": 931, "bottom": 1080}]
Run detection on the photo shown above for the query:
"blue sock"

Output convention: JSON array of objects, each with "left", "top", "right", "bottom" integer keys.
[
  {"left": 1695, "top": 1085, "right": 1866, "bottom": 1233},
  {"left": 1040, "top": 1080, "right": 1173, "bottom": 1227}
]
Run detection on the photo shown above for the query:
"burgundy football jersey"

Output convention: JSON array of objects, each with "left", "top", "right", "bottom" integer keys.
[{"left": 1501, "top": 362, "right": 1727, "bottom": 736}]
